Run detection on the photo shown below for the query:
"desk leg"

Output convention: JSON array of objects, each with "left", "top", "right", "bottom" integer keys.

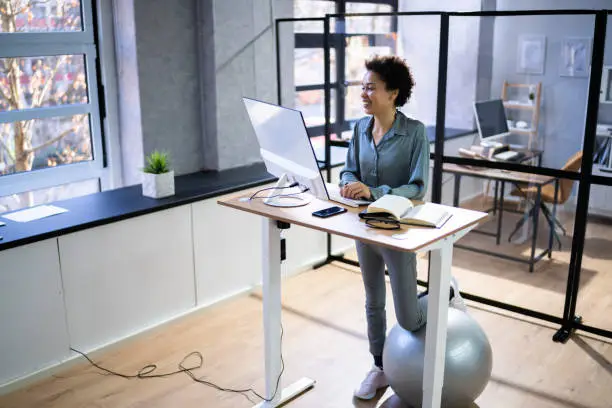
[
  {"left": 549, "top": 179, "right": 560, "bottom": 258},
  {"left": 529, "top": 188, "right": 542, "bottom": 273},
  {"left": 422, "top": 238, "right": 453, "bottom": 408},
  {"left": 496, "top": 182, "right": 505, "bottom": 246},
  {"left": 254, "top": 218, "right": 315, "bottom": 408},
  {"left": 453, "top": 174, "right": 461, "bottom": 207},
  {"left": 493, "top": 181, "right": 499, "bottom": 215}
]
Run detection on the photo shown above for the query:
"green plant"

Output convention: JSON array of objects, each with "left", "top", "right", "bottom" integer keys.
[{"left": 143, "top": 150, "right": 170, "bottom": 174}]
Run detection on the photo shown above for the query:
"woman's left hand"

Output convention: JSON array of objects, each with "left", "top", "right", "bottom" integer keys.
[{"left": 341, "top": 182, "right": 371, "bottom": 200}]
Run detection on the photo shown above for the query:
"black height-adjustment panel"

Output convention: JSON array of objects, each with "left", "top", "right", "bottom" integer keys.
[
  {"left": 280, "top": 238, "right": 286, "bottom": 262},
  {"left": 277, "top": 221, "right": 291, "bottom": 229}
]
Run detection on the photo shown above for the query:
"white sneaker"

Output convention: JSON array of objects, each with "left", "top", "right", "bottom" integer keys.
[
  {"left": 450, "top": 276, "right": 467, "bottom": 312},
  {"left": 354, "top": 365, "right": 388, "bottom": 400}
]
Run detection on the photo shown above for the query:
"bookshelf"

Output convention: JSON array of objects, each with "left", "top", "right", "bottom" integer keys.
[{"left": 501, "top": 81, "right": 542, "bottom": 148}]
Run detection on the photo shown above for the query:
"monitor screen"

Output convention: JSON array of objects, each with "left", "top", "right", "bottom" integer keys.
[
  {"left": 242, "top": 97, "right": 329, "bottom": 202},
  {"left": 474, "top": 99, "right": 509, "bottom": 140}
]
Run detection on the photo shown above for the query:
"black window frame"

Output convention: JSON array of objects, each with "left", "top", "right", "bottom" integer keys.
[{"left": 293, "top": 0, "right": 399, "bottom": 162}]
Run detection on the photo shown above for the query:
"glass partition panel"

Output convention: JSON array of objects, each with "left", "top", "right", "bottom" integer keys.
[
  {"left": 295, "top": 48, "right": 337, "bottom": 87},
  {"left": 444, "top": 14, "right": 595, "bottom": 173},
  {"left": 278, "top": 18, "right": 343, "bottom": 165},
  {"left": 445, "top": 172, "right": 579, "bottom": 317},
  {"left": 295, "top": 89, "right": 337, "bottom": 128},
  {"left": 593, "top": 15, "right": 612, "bottom": 180},
  {"left": 575, "top": 181, "right": 612, "bottom": 334},
  {"left": 344, "top": 3, "right": 393, "bottom": 34},
  {"left": 334, "top": 14, "right": 440, "bottom": 143},
  {"left": 293, "top": 1, "right": 335, "bottom": 33}
]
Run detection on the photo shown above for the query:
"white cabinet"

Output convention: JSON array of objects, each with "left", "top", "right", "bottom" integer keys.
[
  {"left": 58, "top": 206, "right": 196, "bottom": 352},
  {"left": 0, "top": 239, "right": 70, "bottom": 386}
]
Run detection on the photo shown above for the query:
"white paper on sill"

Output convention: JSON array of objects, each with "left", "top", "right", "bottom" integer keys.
[{"left": 2, "top": 205, "right": 68, "bottom": 222}]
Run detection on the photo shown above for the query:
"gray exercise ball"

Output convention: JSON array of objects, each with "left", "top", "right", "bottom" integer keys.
[{"left": 382, "top": 308, "right": 492, "bottom": 408}]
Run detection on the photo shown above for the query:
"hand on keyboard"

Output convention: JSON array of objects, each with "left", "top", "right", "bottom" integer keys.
[{"left": 341, "top": 181, "right": 371, "bottom": 200}]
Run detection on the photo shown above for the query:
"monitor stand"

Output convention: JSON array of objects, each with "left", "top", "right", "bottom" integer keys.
[{"left": 264, "top": 173, "right": 312, "bottom": 208}]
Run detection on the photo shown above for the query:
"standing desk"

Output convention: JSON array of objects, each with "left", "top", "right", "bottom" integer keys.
[
  {"left": 218, "top": 193, "right": 487, "bottom": 408},
  {"left": 443, "top": 163, "right": 558, "bottom": 272}
]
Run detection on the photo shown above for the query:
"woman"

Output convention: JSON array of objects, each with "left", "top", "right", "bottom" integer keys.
[{"left": 339, "top": 55, "right": 466, "bottom": 400}]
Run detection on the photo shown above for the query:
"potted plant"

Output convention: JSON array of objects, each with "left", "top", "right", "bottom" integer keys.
[
  {"left": 528, "top": 91, "right": 535, "bottom": 104},
  {"left": 141, "top": 150, "right": 175, "bottom": 199}
]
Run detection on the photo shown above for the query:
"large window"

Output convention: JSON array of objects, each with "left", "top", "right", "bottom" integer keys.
[
  {"left": 0, "top": 0, "right": 104, "bottom": 211},
  {"left": 293, "top": 0, "right": 398, "bottom": 165}
]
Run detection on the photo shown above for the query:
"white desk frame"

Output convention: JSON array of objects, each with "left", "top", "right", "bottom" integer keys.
[{"left": 219, "top": 197, "right": 485, "bottom": 408}]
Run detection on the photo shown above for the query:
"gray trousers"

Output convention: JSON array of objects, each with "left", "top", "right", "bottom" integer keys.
[{"left": 356, "top": 240, "right": 428, "bottom": 357}]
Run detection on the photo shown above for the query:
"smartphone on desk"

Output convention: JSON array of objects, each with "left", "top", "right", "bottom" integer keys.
[{"left": 312, "top": 206, "right": 347, "bottom": 218}]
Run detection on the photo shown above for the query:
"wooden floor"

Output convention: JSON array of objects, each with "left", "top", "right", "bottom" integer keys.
[{"left": 1, "top": 197, "right": 612, "bottom": 407}]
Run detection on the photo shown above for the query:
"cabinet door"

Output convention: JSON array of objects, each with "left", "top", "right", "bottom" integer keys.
[{"left": 0, "top": 239, "right": 70, "bottom": 386}]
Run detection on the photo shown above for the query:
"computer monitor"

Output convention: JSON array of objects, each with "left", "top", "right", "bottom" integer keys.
[
  {"left": 242, "top": 97, "right": 329, "bottom": 207},
  {"left": 473, "top": 99, "right": 511, "bottom": 144}
]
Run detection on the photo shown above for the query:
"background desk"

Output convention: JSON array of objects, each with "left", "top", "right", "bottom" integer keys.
[
  {"left": 218, "top": 194, "right": 487, "bottom": 408},
  {"left": 443, "top": 163, "right": 557, "bottom": 272}
]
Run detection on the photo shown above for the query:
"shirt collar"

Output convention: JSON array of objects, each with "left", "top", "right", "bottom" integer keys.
[{"left": 363, "top": 110, "right": 408, "bottom": 139}]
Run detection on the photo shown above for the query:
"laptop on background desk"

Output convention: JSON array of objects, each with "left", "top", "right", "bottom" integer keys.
[{"left": 473, "top": 98, "right": 527, "bottom": 162}]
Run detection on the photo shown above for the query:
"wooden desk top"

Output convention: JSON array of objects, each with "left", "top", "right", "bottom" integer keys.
[
  {"left": 443, "top": 163, "right": 554, "bottom": 185},
  {"left": 218, "top": 194, "right": 488, "bottom": 253}
]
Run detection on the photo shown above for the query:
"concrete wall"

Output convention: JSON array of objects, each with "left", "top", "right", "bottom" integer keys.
[
  {"left": 207, "top": 0, "right": 293, "bottom": 170},
  {"left": 134, "top": 0, "right": 203, "bottom": 175},
  {"left": 112, "top": 0, "right": 294, "bottom": 187},
  {"left": 113, "top": 0, "right": 144, "bottom": 186}
]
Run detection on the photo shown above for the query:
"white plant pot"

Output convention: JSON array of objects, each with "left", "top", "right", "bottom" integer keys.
[{"left": 142, "top": 170, "right": 175, "bottom": 199}]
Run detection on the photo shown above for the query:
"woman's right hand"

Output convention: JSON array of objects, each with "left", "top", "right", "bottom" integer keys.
[{"left": 341, "top": 182, "right": 371, "bottom": 200}]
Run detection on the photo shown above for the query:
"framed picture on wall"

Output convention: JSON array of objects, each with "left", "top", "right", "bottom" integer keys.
[
  {"left": 560, "top": 37, "right": 591, "bottom": 77},
  {"left": 517, "top": 35, "right": 546, "bottom": 75}
]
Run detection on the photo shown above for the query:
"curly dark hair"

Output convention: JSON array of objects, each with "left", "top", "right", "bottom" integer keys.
[{"left": 365, "top": 55, "right": 415, "bottom": 107}]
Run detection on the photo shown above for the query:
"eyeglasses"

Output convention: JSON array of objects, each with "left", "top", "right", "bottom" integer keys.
[{"left": 365, "top": 218, "right": 401, "bottom": 230}]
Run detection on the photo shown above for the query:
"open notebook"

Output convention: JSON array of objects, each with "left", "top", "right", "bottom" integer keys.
[{"left": 359, "top": 194, "right": 452, "bottom": 228}]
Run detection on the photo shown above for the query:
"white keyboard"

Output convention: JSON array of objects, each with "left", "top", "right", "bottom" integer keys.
[
  {"left": 494, "top": 151, "right": 519, "bottom": 161},
  {"left": 325, "top": 183, "right": 370, "bottom": 207}
]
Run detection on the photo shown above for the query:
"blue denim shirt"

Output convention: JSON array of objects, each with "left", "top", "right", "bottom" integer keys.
[{"left": 339, "top": 111, "right": 429, "bottom": 201}]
